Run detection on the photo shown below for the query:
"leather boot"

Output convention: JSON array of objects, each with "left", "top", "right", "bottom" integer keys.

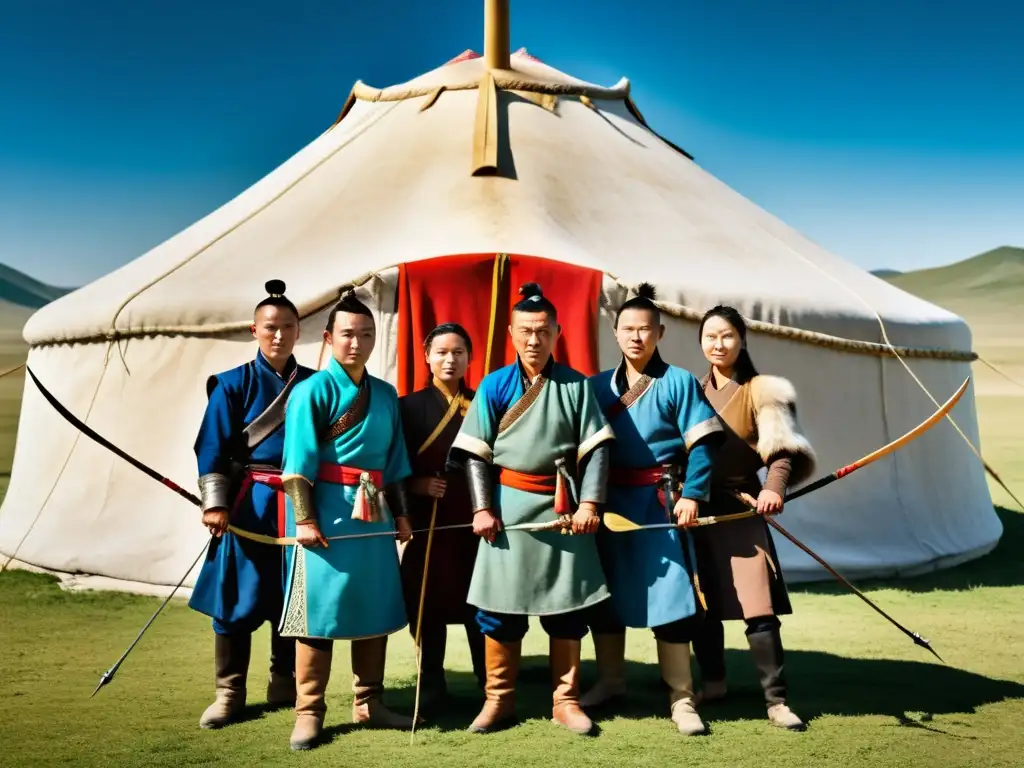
[
  {"left": 579, "top": 633, "right": 627, "bottom": 708},
  {"left": 199, "top": 632, "right": 251, "bottom": 729},
  {"left": 747, "top": 626, "right": 805, "bottom": 731},
  {"left": 289, "top": 639, "right": 333, "bottom": 750},
  {"left": 465, "top": 621, "right": 487, "bottom": 690},
  {"left": 351, "top": 636, "right": 414, "bottom": 728},
  {"left": 657, "top": 640, "right": 705, "bottom": 735},
  {"left": 468, "top": 637, "right": 520, "bottom": 733},
  {"left": 550, "top": 638, "right": 594, "bottom": 735},
  {"left": 266, "top": 628, "right": 296, "bottom": 708}
]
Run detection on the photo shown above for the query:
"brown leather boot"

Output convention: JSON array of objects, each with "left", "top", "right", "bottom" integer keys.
[
  {"left": 468, "top": 637, "right": 520, "bottom": 733},
  {"left": 579, "top": 633, "right": 627, "bottom": 708},
  {"left": 289, "top": 639, "right": 333, "bottom": 750},
  {"left": 266, "top": 628, "right": 296, "bottom": 709},
  {"left": 351, "top": 636, "right": 414, "bottom": 728},
  {"left": 199, "top": 632, "right": 251, "bottom": 729},
  {"left": 550, "top": 638, "right": 594, "bottom": 735},
  {"left": 657, "top": 640, "right": 705, "bottom": 735}
]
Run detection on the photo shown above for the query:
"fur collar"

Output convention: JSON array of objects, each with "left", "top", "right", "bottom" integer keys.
[{"left": 749, "top": 375, "right": 817, "bottom": 487}]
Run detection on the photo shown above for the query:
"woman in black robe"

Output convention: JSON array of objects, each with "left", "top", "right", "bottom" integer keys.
[{"left": 399, "top": 323, "right": 485, "bottom": 710}]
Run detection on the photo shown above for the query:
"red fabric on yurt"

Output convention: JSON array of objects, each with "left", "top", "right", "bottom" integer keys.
[
  {"left": 396, "top": 253, "right": 604, "bottom": 396},
  {"left": 502, "top": 255, "right": 603, "bottom": 377},
  {"left": 396, "top": 254, "right": 498, "bottom": 395}
]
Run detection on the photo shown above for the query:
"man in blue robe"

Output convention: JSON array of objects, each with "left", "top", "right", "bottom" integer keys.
[
  {"left": 189, "top": 280, "right": 315, "bottom": 729},
  {"left": 582, "top": 283, "right": 724, "bottom": 735}
]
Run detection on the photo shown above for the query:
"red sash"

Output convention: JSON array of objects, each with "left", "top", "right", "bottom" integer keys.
[
  {"left": 316, "top": 463, "right": 384, "bottom": 487},
  {"left": 231, "top": 467, "right": 286, "bottom": 538},
  {"left": 498, "top": 467, "right": 572, "bottom": 515}
]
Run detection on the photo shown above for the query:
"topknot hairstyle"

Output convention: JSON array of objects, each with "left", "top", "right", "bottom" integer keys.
[
  {"left": 255, "top": 279, "right": 299, "bottom": 318},
  {"left": 511, "top": 282, "right": 558, "bottom": 321},
  {"left": 614, "top": 282, "right": 661, "bottom": 327},
  {"left": 325, "top": 288, "right": 374, "bottom": 332}
]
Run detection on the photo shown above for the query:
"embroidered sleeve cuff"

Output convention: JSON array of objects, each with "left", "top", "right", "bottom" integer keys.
[
  {"left": 577, "top": 423, "right": 615, "bottom": 463},
  {"left": 282, "top": 475, "right": 316, "bottom": 524},
  {"left": 198, "top": 473, "right": 231, "bottom": 512},
  {"left": 683, "top": 416, "right": 723, "bottom": 451},
  {"left": 451, "top": 433, "right": 494, "bottom": 463}
]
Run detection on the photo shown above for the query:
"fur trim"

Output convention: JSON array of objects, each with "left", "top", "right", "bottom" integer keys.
[{"left": 749, "top": 375, "right": 817, "bottom": 487}]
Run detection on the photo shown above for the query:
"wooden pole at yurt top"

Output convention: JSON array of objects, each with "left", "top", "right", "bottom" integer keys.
[{"left": 484, "top": 0, "right": 510, "bottom": 70}]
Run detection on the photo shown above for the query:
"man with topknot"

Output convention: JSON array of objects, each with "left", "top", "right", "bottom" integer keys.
[
  {"left": 190, "top": 279, "right": 316, "bottom": 730},
  {"left": 581, "top": 283, "right": 724, "bottom": 735},
  {"left": 449, "top": 282, "right": 614, "bottom": 736}
]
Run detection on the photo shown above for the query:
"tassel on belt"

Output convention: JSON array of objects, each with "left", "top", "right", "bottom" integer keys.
[
  {"left": 317, "top": 463, "right": 385, "bottom": 523},
  {"left": 498, "top": 467, "right": 573, "bottom": 517}
]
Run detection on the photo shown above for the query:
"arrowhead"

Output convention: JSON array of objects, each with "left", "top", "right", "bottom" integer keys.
[{"left": 913, "top": 634, "right": 944, "bottom": 664}]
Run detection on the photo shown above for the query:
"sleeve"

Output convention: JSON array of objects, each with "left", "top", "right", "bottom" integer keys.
[
  {"left": 449, "top": 375, "right": 501, "bottom": 464},
  {"left": 194, "top": 378, "right": 237, "bottom": 512},
  {"left": 577, "top": 443, "right": 610, "bottom": 505},
  {"left": 383, "top": 390, "right": 413, "bottom": 486},
  {"left": 763, "top": 455, "right": 793, "bottom": 496},
  {"left": 676, "top": 372, "right": 723, "bottom": 452},
  {"left": 675, "top": 372, "right": 724, "bottom": 502},
  {"left": 575, "top": 378, "right": 615, "bottom": 464},
  {"left": 281, "top": 381, "right": 323, "bottom": 524}
]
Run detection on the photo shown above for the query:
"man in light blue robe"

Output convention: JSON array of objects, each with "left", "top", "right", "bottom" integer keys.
[
  {"left": 582, "top": 284, "right": 723, "bottom": 736},
  {"left": 279, "top": 290, "right": 415, "bottom": 750}
]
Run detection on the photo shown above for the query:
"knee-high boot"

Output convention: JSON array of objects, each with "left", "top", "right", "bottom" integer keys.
[
  {"left": 747, "top": 624, "right": 804, "bottom": 730},
  {"left": 289, "top": 639, "right": 333, "bottom": 750},
  {"left": 267, "top": 627, "right": 296, "bottom": 708},
  {"left": 468, "top": 636, "right": 520, "bottom": 733},
  {"left": 550, "top": 638, "right": 594, "bottom": 735},
  {"left": 199, "top": 632, "right": 251, "bottom": 729},
  {"left": 579, "top": 633, "right": 627, "bottom": 708},
  {"left": 656, "top": 640, "right": 705, "bottom": 735},
  {"left": 692, "top": 619, "right": 727, "bottom": 703},
  {"left": 351, "top": 636, "right": 414, "bottom": 728}
]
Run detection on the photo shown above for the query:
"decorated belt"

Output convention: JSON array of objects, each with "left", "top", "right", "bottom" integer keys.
[
  {"left": 245, "top": 465, "right": 283, "bottom": 489},
  {"left": 316, "top": 463, "right": 384, "bottom": 488}
]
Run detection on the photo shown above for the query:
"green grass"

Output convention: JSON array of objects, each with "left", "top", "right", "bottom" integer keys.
[{"left": 0, "top": 256, "right": 1022, "bottom": 766}]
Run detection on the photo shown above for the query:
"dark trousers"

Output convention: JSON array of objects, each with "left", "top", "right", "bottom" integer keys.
[
  {"left": 417, "top": 619, "right": 487, "bottom": 689},
  {"left": 692, "top": 615, "right": 781, "bottom": 681},
  {"left": 476, "top": 608, "right": 590, "bottom": 642},
  {"left": 585, "top": 599, "right": 701, "bottom": 644}
]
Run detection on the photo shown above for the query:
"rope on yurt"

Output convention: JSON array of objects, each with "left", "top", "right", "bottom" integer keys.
[
  {"left": 1, "top": 342, "right": 116, "bottom": 571},
  {"left": 977, "top": 355, "right": 1024, "bottom": 393},
  {"left": 0, "top": 363, "right": 25, "bottom": 379}
]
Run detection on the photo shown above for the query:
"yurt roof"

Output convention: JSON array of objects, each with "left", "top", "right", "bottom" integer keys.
[{"left": 23, "top": 47, "right": 971, "bottom": 355}]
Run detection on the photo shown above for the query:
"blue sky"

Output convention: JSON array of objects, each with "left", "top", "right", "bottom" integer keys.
[{"left": 2, "top": 0, "right": 1022, "bottom": 288}]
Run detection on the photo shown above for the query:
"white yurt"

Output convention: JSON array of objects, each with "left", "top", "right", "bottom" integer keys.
[{"left": 0, "top": 2, "right": 1000, "bottom": 594}]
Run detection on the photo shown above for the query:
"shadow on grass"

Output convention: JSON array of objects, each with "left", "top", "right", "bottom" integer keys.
[
  {"left": 388, "top": 648, "right": 1024, "bottom": 735},
  {"left": 790, "top": 506, "right": 1024, "bottom": 595}
]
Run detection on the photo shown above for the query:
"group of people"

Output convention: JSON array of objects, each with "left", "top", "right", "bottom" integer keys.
[{"left": 188, "top": 277, "right": 816, "bottom": 750}]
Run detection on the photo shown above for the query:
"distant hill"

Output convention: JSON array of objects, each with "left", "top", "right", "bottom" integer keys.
[
  {"left": 880, "top": 246, "right": 1024, "bottom": 313},
  {"left": 870, "top": 268, "right": 903, "bottom": 278},
  {"left": 0, "top": 263, "right": 73, "bottom": 309}
]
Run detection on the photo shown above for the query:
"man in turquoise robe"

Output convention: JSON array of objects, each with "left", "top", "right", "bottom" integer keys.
[
  {"left": 190, "top": 280, "right": 314, "bottom": 729},
  {"left": 279, "top": 291, "right": 415, "bottom": 750},
  {"left": 582, "top": 284, "right": 723, "bottom": 735},
  {"left": 449, "top": 283, "right": 614, "bottom": 737}
]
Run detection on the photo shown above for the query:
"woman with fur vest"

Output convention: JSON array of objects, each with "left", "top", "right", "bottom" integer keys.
[{"left": 691, "top": 305, "right": 816, "bottom": 731}]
